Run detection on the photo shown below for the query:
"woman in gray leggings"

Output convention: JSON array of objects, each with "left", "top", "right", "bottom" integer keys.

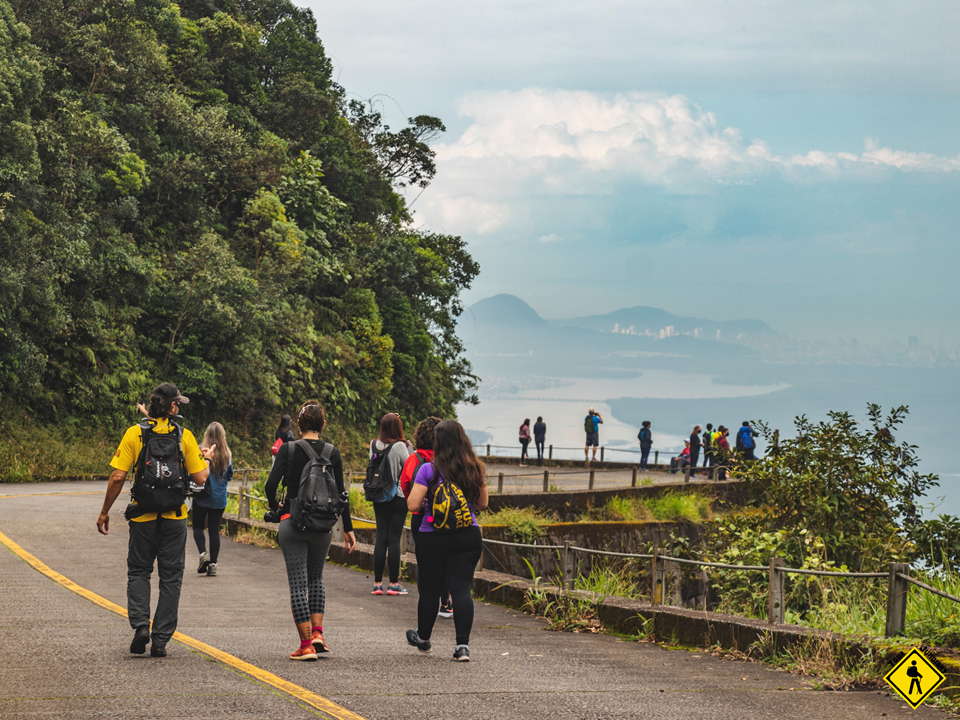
[{"left": 266, "top": 400, "right": 356, "bottom": 660}]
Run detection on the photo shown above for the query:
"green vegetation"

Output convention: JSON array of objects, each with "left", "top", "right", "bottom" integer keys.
[
  {"left": 578, "top": 492, "right": 715, "bottom": 523},
  {"left": 0, "top": 0, "right": 477, "bottom": 465},
  {"left": 348, "top": 487, "right": 374, "bottom": 521},
  {"left": 479, "top": 506, "right": 554, "bottom": 544}
]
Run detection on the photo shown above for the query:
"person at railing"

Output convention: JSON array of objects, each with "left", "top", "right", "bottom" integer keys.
[
  {"left": 518, "top": 418, "right": 531, "bottom": 466},
  {"left": 688, "top": 425, "right": 702, "bottom": 477},
  {"left": 638, "top": 421, "right": 652, "bottom": 469},
  {"left": 193, "top": 421, "right": 233, "bottom": 577},
  {"left": 669, "top": 440, "right": 691, "bottom": 473},
  {"left": 533, "top": 416, "right": 546, "bottom": 466},
  {"left": 715, "top": 426, "right": 731, "bottom": 480},
  {"left": 400, "top": 416, "right": 453, "bottom": 618},
  {"left": 368, "top": 413, "right": 411, "bottom": 596},
  {"left": 405, "top": 420, "right": 488, "bottom": 662},
  {"left": 265, "top": 400, "right": 356, "bottom": 661},
  {"left": 702, "top": 423, "right": 714, "bottom": 472},
  {"left": 270, "top": 414, "right": 296, "bottom": 467},
  {"left": 584, "top": 407, "right": 604, "bottom": 463}
]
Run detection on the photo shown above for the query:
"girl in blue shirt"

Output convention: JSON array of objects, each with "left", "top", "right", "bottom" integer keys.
[{"left": 194, "top": 421, "right": 233, "bottom": 576}]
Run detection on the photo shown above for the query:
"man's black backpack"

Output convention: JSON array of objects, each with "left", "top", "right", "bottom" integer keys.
[
  {"left": 130, "top": 420, "right": 188, "bottom": 516},
  {"left": 288, "top": 440, "right": 344, "bottom": 533},
  {"left": 364, "top": 441, "right": 399, "bottom": 502}
]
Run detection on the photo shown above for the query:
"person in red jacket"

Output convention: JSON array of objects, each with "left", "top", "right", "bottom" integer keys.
[{"left": 399, "top": 416, "right": 453, "bottom": 617}]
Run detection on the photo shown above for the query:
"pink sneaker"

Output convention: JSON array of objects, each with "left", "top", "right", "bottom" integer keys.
[{"left": 372, "top": 583, "right": 384, "bottom": 595}]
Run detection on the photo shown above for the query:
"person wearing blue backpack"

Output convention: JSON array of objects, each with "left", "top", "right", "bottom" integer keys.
[
  {"left": 366, "top": 413, "right": 411, "bottom": 596},
  {"left": 736, "top": 421, "right": 756, "bottom": 461}
]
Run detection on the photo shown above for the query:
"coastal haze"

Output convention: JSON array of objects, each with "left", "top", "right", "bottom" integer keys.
[{"left": 455, "top": 294, "right": 960, "bottom": 517}]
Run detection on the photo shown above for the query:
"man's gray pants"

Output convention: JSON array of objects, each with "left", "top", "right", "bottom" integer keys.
[{"left": 127, "top": 517, "right": 187, "bottom": 647}]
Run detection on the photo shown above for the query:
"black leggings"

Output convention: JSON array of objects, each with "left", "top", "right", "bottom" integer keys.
[
  {"left": 192, "top": 505, "right": 224, "bottom": 562},
  {"left": 373, "top": 494, "right": 408, "bottom": 583},
  {"left": 520, "top": 439, "right": 530, "bottom": 463},
  {"left": 415, "top": 526, "right": 482, "bottom": 646}
]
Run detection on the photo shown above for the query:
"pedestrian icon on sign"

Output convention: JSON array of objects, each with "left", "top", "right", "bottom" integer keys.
[{"left": 906, "top": 660, "right": 922, "bottom": 695}]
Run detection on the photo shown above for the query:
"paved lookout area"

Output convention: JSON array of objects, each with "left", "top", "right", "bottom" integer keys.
[{"left": 0, "top": 483, "right": 940, "bottom": 719}]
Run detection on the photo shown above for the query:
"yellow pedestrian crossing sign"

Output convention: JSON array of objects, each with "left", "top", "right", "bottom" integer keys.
[{"left": 884, "top": 647, "right": 946, "bottom": 709}]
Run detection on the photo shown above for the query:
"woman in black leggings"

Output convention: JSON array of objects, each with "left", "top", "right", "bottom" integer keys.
[
  {"left": 193, "top": 421, "right": 232, "bottom": 576},
  {"left": 265, "top": 401, "right": 356, "bottom": 660},
  {"left": 368, "top": 413, "right": 410, "bottom": 595},
  {"left": 406, "top": 420, "right": 489, "bottom": 661}
]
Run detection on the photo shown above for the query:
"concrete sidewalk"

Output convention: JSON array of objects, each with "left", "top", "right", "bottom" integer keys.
[{"left": 0, "top": 484, "right": 939, "bottom": 719}]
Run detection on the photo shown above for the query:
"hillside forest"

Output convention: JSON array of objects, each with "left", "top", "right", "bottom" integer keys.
[{"left": 0, "top": 0, "right": 479, "bottom": 457}]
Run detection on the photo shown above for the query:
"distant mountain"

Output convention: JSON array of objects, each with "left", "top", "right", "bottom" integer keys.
[
  {"left": 552, "top": 305, "right": 776, "bottom": 339},
  {"left": 460, "top": 294, "right": 550, "bottom": 330}
]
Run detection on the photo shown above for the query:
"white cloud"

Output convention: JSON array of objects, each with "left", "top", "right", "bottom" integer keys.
[
  {"left": 537, "top": 233, "right": 562, "bottom": 243},
  {"left": 414, "top": 89, "right": 960, "bottom": 235},
  {"left": 438, "top": 89, "right": 960, "bottom": 178}
]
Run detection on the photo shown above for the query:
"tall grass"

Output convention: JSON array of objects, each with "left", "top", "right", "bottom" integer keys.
[
  {"left": 478, "top": 506, "right": 555, "bottom": 544},
  {"left": 578, "top": 493, "right": 715, "bottom": 523}
]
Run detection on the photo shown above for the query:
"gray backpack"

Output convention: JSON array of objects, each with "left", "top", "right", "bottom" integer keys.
[{"left": 287, "top": 440, "right": 344, "bottom": 532}]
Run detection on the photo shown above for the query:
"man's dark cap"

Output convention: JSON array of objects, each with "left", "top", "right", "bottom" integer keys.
[{"left": 153, "top": 382, "right": 190, "bottom": 404}]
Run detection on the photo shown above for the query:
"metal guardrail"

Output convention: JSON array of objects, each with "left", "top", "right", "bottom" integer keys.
[
  {"left": 224, "top": 486, "right": 958, "bottom": 637},
  {"left": 476, "top": 536, "right": 959, "bottom": 636}
]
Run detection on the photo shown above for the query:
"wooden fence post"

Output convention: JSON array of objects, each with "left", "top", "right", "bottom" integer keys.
[
  {"left": 651, "top": 549, "right": 664, "bottom": 605},
  {"left": 486, "top": 444, "right": 491, "bottom": 458},
  {"left": 654, "top": 450, "right": 659, "bottom": 468},
  {"left": 665, "top": 560, "right": 681, "bottom": 606},
  {"left": 885, "top": 562, "right": 910, "bottom": 637},
  {"left": 683, "top": 465, "right": 691, "bottom": 483},
  {"left": 497, "top": 472, "right": 504, "bottom": 494},
  {"left": 549, "top": 444, "right": 553, "bottom": 460},
  {"left": 543, "top": 470, "right": 549, "bottom": 492},
  {"left": 600, "top": 446, "right": 605, "bottom": 462},
  {"left": 632, "top": 466, "right": 638, "bottom": 487},
  {"left": 562, "top": 542, "right": 573, "bottom": 589},
  {"left": 768, "top": 557, "right": 785, "bottom": 624},
  {"left": 588, "top": 469, "right": 595, "bottom": 491}
]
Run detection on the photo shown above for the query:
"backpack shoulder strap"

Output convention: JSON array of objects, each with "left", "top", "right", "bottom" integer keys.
[
  {"left": 319, "top": 442, "right": 334, "bottom": 464},
  {"left": 297, "top": 439, "right": 319, "bottom": 462}
]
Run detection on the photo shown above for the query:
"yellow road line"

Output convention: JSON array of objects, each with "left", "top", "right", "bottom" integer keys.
[{"left": 0, "top": 529, "right": 367, "bottom": 720}]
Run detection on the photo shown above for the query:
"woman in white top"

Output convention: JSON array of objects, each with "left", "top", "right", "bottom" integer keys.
[{"left": 368, "top": 413, "right": 411, "bottom": 595}]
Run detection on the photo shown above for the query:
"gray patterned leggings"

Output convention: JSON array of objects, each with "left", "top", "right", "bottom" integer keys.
[{"left": 279, "top": 519, "right": 334, "bottom": 625}]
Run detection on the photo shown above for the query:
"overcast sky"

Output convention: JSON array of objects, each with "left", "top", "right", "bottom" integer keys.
[{"left": 308, "top": 1, "right": 960, "bottom": 341}]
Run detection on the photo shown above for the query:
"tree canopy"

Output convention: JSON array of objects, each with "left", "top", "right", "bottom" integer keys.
[{"left": 0, "top": 0, "right": 478, "bottom": 437}]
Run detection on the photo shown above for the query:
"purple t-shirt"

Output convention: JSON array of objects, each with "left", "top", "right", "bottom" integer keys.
[{"left": 413, "top": 462, "right": 479, "bottom": 533}]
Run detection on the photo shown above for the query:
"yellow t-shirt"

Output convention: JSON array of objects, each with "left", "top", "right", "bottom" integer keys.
[{"left": 111, "top": 418, "right": 207, "bottom": 522}]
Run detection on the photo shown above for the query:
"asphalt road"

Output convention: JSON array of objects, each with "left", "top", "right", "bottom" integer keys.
[{"left": 0, "top": 483, "right": 941, "bottom": 719}]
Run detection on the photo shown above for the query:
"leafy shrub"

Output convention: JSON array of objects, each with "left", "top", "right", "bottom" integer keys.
[{"left": 480, "top": 506, "right": 553, "bottom": 544}]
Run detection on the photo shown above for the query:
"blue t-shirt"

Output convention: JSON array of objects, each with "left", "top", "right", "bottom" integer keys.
[
  {"left": 586, "top": 415, "right": 601, "bottom": 433},
  {"left": 413, "top": 462, "right": 479, "bottom": 533},
  {"left": 195, "top": 461, "right": 233, "bottom": 510}
]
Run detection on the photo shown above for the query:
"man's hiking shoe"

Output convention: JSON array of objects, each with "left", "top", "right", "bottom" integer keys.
[
  {"left": 438, "top": 603, "right": 454, "bottom": 618},
  {"left": 311, "top": 628, "right": 330, "bottom": 653},
  {"left": 150, "top": 645, "right": 167, "bottom": 658},
  {"left": 406, "top": 630, "right": 431, "bottom": 653},
  {"left": 453, "top": 646, "right": 470, "bottom": 662},
  {"left": 197, "top": 552, "right": 210, "bottom": 574},
  {"left": 387, "top": 583, "right": 408, "bottom": 596},
  {"left": 372, "top": 584, "right": 384, "bottom": 595},
  {"left": 206, "top": 562, "right": 217, "bottom": 577},
  {"left": 130, "top": 625, "right": 150, "bottom": 654},
  {"left": 290, "top": 643, "right": 318, "bottom": 661}
]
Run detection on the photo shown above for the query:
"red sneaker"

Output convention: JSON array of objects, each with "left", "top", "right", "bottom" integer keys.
[
  {"left": 311, "top": 628, "right": 330, "bottom": 653},
  {"left": 289, "top": 643, "right": 318, "bottom": 661},
  {"left": 372, "top": 584, "right": 384, "bottom": 595}
]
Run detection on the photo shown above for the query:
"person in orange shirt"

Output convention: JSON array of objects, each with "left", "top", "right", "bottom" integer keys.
[{"left": 96, "top": 383, "right": 214, "bottom": 657}]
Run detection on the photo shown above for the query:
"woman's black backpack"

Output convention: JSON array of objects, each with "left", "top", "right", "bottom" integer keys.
[
  {"left": 130, "top": 421, "right": 188, "bottom": 515},
  {"left": 288, "top": 440, "right": 344, "bottom": 532}
]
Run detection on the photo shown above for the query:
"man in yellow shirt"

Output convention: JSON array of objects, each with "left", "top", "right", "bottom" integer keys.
[{"left": 97, "top": 383, "right": 212, "bottom": 657}]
